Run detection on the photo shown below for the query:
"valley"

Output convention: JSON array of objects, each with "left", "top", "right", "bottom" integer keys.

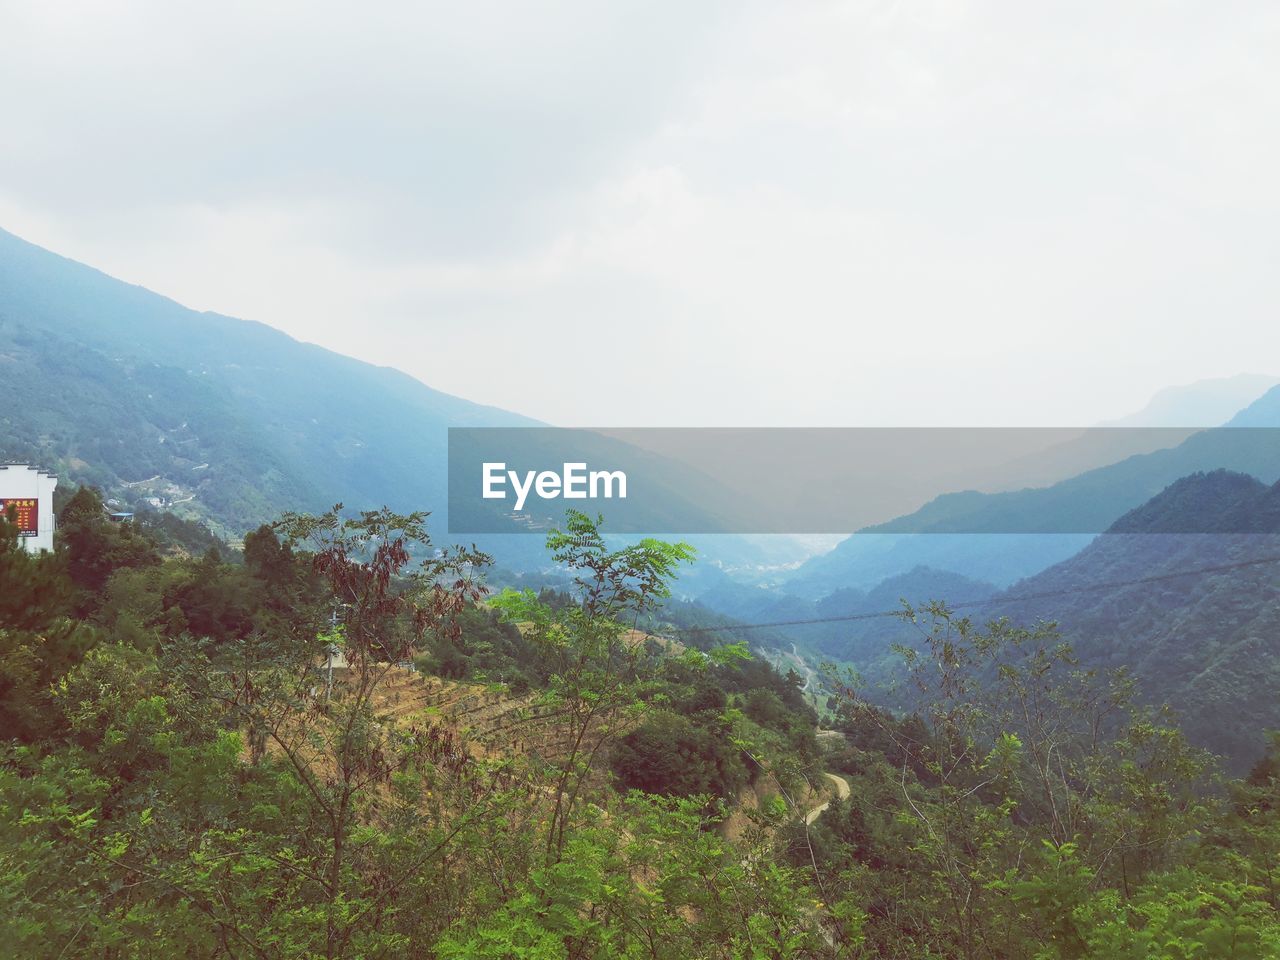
[{"left": 4, "top": 231, "right": 1280, "bottom": 957}]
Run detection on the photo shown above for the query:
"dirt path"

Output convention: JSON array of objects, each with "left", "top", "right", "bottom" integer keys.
[{"left": 803, "top": 772, "right": 851, "bottom": 826}]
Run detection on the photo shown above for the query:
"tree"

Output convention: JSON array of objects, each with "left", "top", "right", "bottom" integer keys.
[
  {"left": 611, "top": 709, "right": 746, "bottom": 799},
  {"left": 490, "top": 511, "right": 695, "bottom": 867},
  {"left": 56, "top": 506, "right": 507, "bottom": 957},
  {"left": 57, "top": 486, "right": 159, "bottom": 617},
  {"left": 0, "top": 511, "right": 95, "bottom": 741},
  {"left": 820, "top": 603, "right": 1214, "bottom": 958},
  {"left": 212, "top": 505, "right": 498, "bottom": 957}
]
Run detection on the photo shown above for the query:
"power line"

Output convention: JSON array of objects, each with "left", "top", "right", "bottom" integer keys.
[{"left": 669, "top": 553, "right": 1280, "bottom": 636}]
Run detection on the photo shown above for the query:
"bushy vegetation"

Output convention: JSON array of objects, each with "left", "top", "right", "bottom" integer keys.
[
  {"left": 792, "top": 603, "right": 1280, "bottom": 956},
  {"left": 1, "top": 499, "right": 1278, "bottom": 957}
]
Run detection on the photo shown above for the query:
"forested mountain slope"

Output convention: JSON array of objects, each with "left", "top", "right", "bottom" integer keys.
[
  {"left": 993, "top": 470, "right": 1280, "bottom": 768},
  {"left": 805, "top": 470, "right": 1280, "bottom": 771},
  {"left": 781, "top": 532, "right": 1092, "bottom": 599},
  {"left": 0, "top": 227, "right": 532, "bottom": 535},
  {"left": 0, "top": 229, "right": 802, "bottom": 579}
]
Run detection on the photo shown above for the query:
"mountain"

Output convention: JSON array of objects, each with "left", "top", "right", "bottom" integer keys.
[
  {"left": 807, "top": 566, "right": 999, "bottom": 663},
  {"left": 799, "top": 470, "right": 1280, "bottom": 771},
  {"left": 786, "top": 563, "right": 1004, "bottom": 676},
  {"left": 969, "top": 377, "right": 1280, "bottom": 494},
  {"left": 778, "top": 392, "right": 1280, "bottom": 601},
  {"left": 859, "top": 424, "right": 1280, "bottom": 534},
  {"left": 0, "top": 227, "right": 533, "bottom": 538},
  {"left": 1100, "top": 374, "right": 1280, "bottom": 427},
  {"left": 780, "top": 532, "right": 1092, "bottom": 600},
  {"left": 1107, "top": 469, "right": 1280, "bottom": 533},
  {"left": 973, "top": 375, "right": 1278, "bottom": 493},
  {"left": 697, "top": 562, "right": 999, "bottom": 666},
  {"left": 990, "top": 471, "right": 1280, "bottom": 769},
  {"left": 2, "top": 230, "right": 849, "bottom": 591},
  {"left": 0, "top": 228, "right": 832, "bottom": 583},
  {"left": 1228, "top": 381, "right": 1280, "bottom": 426}
]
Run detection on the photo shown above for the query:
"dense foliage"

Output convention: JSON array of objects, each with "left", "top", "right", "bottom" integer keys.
[{"left": 1, "top": 498, "right": 1278, "bottom": 957}]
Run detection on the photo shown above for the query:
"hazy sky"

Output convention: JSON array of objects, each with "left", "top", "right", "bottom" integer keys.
[{"left": 3, "top": 1, "right": 1278, "bottom": 426}]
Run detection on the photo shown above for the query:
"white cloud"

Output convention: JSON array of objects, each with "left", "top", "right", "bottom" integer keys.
[{"left": 2, "top": 0, "right": 1278, "bottom": 426}]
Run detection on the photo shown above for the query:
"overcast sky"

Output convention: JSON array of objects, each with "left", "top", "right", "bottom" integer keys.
[{"left": 2, "top": 1, "right": 1278, "bottom": 426}]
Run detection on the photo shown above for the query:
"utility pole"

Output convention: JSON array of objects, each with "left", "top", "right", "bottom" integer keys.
[{"left": 326, "top": 606, "right": 341, "bottom": 698}]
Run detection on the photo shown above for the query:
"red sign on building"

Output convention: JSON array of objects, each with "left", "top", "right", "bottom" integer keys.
[{"left": 1, "top": 498, "right": 38, "bottom": 537}]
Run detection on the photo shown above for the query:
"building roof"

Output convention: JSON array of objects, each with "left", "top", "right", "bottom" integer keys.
[{"left": 0, "top": 463, "right": 59, "bottom": 481}]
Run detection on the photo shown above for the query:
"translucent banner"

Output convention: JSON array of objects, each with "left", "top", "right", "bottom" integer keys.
[{"left": 447, "top": 427, "right": 1280, "bottom": 534}]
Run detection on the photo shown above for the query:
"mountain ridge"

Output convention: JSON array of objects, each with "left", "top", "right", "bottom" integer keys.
[
  {"left": 778, "top": 391, "right": 1280, "bottom": 600},
  {"left": 0, "top": 226, "right": 534, "bottom": 536}
]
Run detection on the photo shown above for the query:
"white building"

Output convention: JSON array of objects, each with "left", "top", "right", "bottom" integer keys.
[{"left": 0, "top": 464, "right": 59, "bottom": 553}]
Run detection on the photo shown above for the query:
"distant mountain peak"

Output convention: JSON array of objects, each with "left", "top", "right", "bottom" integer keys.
[{"left": 1101, "top": 374, "right": 1280, "bottom": 427}]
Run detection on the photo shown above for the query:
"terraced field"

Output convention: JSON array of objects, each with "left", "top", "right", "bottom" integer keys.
[{"left": 366, "top": 666, "right": 585, "bottom": 763}]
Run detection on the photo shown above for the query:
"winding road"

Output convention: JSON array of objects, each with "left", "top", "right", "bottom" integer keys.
[{"left": 804, "top": 772, "right": 851, "bottom": 826}]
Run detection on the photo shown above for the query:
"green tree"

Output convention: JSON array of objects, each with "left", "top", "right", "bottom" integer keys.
[
  {"left": 820, "top": 604, "right": 1215, "bottom": 958},
  {"left": 490, "top": 511, "right": 695, "bottom": 867},
  {"left": 0, "top": 511, "right": 96, "bottom": 741},
  {"left": 57, "top": 486, "right": 159, "bottom": 617}
]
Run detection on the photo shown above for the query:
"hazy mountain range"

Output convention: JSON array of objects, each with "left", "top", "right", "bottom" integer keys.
[
  {"left": 0, "top": 228, "right": 834, "bottom": 576},
  {"left": 758, "top": 471, "right": 1280, "bottom": 771},
  {"left": 6, "top": 225, "right": 1280, "bottom": 768},
  {"left": 778, "top": 390, "right": 1280, "bottom": 602}
]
